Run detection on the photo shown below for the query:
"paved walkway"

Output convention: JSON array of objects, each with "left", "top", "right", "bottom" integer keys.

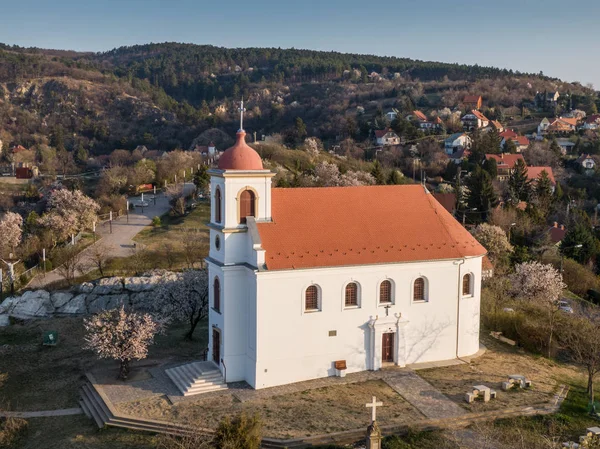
[
  {"left": 91, "top": 359, "right": 468, "bottom": 421},
  {"left": 29, "top": 183, "right": 195, "bottom": 288},
  {"left": 0, "top": 408, "right": 82, "bottom": 418},
  {"left": 385, "top": 370, "right": 466, "bottom": 419}
]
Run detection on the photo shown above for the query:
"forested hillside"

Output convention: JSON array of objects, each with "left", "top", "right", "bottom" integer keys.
[{"left": 0, "top": 42, "right": 595, "bottom": 155}]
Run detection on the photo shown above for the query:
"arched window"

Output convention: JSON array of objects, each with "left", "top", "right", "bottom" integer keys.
[
  {"left": 305, "top": 285, "right": 319, "bottom": 311},
  {"left": 213, "top": 277, "right": 221, "bottom": 312},
  {"left": 345, "top": 282, "right": 359, "bottom": 307},
  {"left": 462, "top": 274, "right": 472, "bottom": 296},
  {"left": 239, "top": 190, "right": 256, "bottom": 224},
  {"left": 380, "top": 280, "right": 392, "bottom": 304},
  {"left": 214, "top": 187, "right": 222, "bottom": 223},
  {"left": 413, "top": 278, "right": 425, "bottom": 302}
]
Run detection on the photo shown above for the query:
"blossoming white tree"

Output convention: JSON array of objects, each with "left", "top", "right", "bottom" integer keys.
[
  {"left": 38, "top": 189, "right": 100, "bottom": 242},
  {"left": 510, "top": 261, "right": 566, "bottom": 357},
  {"left": 471, "top": 223, "right": 513, "bottom": 264},
  {"left": 0, "top": 212, "right": 23, "bottom": 256},
  {"left": 153, "top": 270, "right": 209, "bottom": 340},
  {"left": 84, "top": 306, "right": 164, "bottom": 380},
  {"left": 312, "top": 161, "right": 375, "bottom": 187}
]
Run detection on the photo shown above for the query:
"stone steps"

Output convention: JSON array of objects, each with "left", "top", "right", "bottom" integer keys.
[
  {"left": 165, "top": 361, "right": 227, "bottom": 396},
  {"left": 79, "top": 381, "right": 201, "bottom": 437}
]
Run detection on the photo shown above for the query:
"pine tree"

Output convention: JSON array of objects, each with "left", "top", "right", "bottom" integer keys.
[
  {"left": 507, "top": 159, "right": 531, "bottom": 203},
  {"left": 535, "top": 170, "right": 553, "bottom": 212},
  {"left": 466, "top": 166, "right": 498, "bottom": 221},
  {"left": 482, "top": 157, "right": 497, "bottom": 179},
  {"left": 371, "top": 160, "right": 386, "bottom": 185},
  {"left": 387, "top": 169, "right": 404, "bottom": 185},
  {"left": 561, "top": 221, "right": 597, "bottom": 264},
  {"left": 504, "top": 139, "right": 518, "bottom": 154}
]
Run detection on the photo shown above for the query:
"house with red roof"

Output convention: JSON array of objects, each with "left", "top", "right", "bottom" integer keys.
[
  {"left": 583, "top": 115, "right": 600, "bottom": 130},
  {"left": 374, "top": 128, "right": 400, "bottom": 146},
  {"left": 461, "top": 110, "right": 489, "bottom": 130},
  {"left": 490, "top": 120, "right": 504, "bottom": 133},
  {"left": 194, "top": 120, "right": 487, "bottom": 390},
  {"left": 409, "top": 111, "right": 443, "bottom": 130},
  {"left": 485, "top": 153, "right": 526, "bottom": 180},
  {"left": 501, "top": 135, "right": 530, "bottom": 153},
  {"left": 526, "top": 166, "right": 556, "bottom": 190},
  {"left": 463, "top": 95, "right": 482, "bottom": 110},
  {"left": 576, "top": 154, "right": 595, "bottom": 171}
]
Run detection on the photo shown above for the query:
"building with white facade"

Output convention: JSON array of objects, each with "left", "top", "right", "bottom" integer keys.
[{"left": 205, "top": 126, "right": 486, "bottom": 390}]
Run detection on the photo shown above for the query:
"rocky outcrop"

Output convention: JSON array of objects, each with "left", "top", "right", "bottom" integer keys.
[{"left": 0, "top": 270, "right": 181, "bottom": 323}]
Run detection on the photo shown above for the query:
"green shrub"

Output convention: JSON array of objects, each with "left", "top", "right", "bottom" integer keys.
[
  {"left": 212, "top": 412, "right": 262, "bottom": 449},
  {"left": 0, "top": 417, "right": 28, "bottom": 448},
  {"left": 152, "top": 216, "right": 162, "bottom": 227}
]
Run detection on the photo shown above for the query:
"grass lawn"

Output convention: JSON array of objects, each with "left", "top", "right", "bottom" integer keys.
[
  {"left": 418, "top": 334, "right": 583, "bottom": 412},
  {"left": 0, "top": 317, "right": 207, "bottom": 412},
  {"left": 117, "top": 379, "right": 423, "bottom": 439},
  {"left": 16, "top": 415, "right": 158, "bottom": 449}
]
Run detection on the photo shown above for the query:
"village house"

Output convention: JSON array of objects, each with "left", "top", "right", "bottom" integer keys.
[
  {"left": 198, "top": 124, "right": 486, "bottom": 390},
  {"left": 444, "top": 133, "right": 472, "bottom": 155},
  {"left": 490, "top": 120, "right": 504, "bottom": 133},
  {"left": 374, "top": 128, "right": 401, "bottom": 146},
  {"left": 448, "top": 148, "right": 471, "bottom": 164},
  {"left": 461, "top": 110, "right": 489, "bottom": 131},
  {"left": 526, "top": 166, "right": 556, "bottom": 191},
  {"left": 501, "top": 135, "right": 530, "bottom": 152},
  {"left": 410, "top": 110, "right": 443, "bottom": 130},
  {"left": 484, "top": 153, "right": 525, "bottom": 181},
  {"left": 556, "top": 138, "right": 576, "bottom": 154},
  {"left": 576, "top": 154, "right": 595, "bottom": 170},
  {"left": 386, "top": 110, "right": 398, "bottom": 122},
  {"left": 463, "top": 95, "right": 482, "bottom": 110},
  {"left": 583, "top": 114, "right": 600, "bottom": 130}
]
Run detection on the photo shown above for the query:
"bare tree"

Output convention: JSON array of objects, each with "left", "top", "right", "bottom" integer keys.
[
  {"left": 181, "top": 234, "right": 204, "bottom": 269},
  {"left": 126, "top": 246, "right": 151, "bottom": 275},
  {"left": 561, "top": 315, "right": 600, "bottom": 408},
  {"left": 88, "top": 242, "right": 111, "bottom": 277},
  {"left": 84, "top": 306, "right": 164, "bottom": 380},
  {"left": 153, "top": 270, "right": 209, "bottom": 340},
  {"left": 54, "top": 245, "right": 85, "bottom": 285},
  {"left": 161, "top": 242, "right": 177, "bottom": 270}
]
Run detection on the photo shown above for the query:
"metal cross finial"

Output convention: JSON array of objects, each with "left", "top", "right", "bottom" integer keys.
[
  {"left": 238, "top": 97, "right": 246, "bottom": 132},
  {"left": 365, "top": 396, "right": 383, "bottom": 423}
]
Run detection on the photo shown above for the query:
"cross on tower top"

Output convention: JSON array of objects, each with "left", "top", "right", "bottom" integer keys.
[
  {"left": 365, "top": 396, "right": 383, "bottom": 423},
  {"left": 238, "top": 98, "right": 246, "bottom": 132}
]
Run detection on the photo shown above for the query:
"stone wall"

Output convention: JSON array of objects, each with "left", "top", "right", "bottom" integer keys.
[{"left": 0, "top": 270, "right": 182, "bottom": 326}]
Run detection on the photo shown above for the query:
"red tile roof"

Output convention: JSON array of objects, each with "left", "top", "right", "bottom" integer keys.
[
  {"left": 499, "top": 129, "right": 518, "bottom": 139},
  {"left": 490, "top": 120, "right": 504, "bottom": 131},
  {"left": 218, "top": 131, "right": 263, "bottom": 170},
  {"left": 375, "top": 128, "right": 396, "bottom": 138},
  {"left": 527, "top": 166, "right": 555, "bottom": 185},
  {"left": 585, "top": 114, "right": 600, "bottom": 124},
  {"left": 485, "top": 153, "right": 525, "bottom": 169},
  {"left": 505, "top": 135, "right": 530, "bottom": 147},
  {"left": 256, "top": 185, "right": 487, "bottom": 270},
  {"left": 471, "top": 110, "right": 489, "bottom": 121},
  {"left": 482, "top": 255, "right": 494, "bottom": 271},
  {"left": 413, "top": 110, "right": 428, "bottom": 121}
]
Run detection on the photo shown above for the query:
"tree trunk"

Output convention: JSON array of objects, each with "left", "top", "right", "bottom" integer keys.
[
  {"left": 589, "top": 369, "right": 595, "bottom": 408},
  {"left": 185, "top": 318, "right": 199, "bottom": 341},
  {"left": 119, "top": 359, "right": 130, "bottom": 380}
]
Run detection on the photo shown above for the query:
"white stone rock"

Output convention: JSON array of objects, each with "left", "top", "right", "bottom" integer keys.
[
  {"left": 88, "top": 294, "right": 129, "bottom": 313},
  {"left": 92, "top": 277, "right": 123, "bottom": 295},
  {"left": 51, "top": 292, "right": 74, "bottom": 310},
  {"left": 8, "top": 290, "right": 52, "bottom": 318},
  {"left": 0, "top": 314, "right": 9, "bottom": 327},
  {"left": 57, "top": 294, "right": 87, "bottom": 314},
  {"left": 124, "top": 276, "right": 159, "bottom": 292},
  {"left": 0, "top": 297, "right": 15, "bottom": 314},
  {"left": 79, "top": 282, "right": 94, "bottom": 293}
]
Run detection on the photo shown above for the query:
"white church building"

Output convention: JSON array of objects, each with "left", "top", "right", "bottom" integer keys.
[{"left": 205, "top": 126, "right": 486, "bottom": 390}]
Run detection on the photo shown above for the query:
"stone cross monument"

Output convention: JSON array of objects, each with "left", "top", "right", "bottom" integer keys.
[{"left": 365, "top": 396, "right": 383, "bottom": 449}]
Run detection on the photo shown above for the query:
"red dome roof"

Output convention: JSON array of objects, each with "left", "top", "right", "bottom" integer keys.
[{"left": 218, "top": 131, "right": 263, "bottom": 170}]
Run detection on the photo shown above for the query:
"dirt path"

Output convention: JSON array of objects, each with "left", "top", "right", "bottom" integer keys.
[{"left": 28, "top": 183, "right": 196, "bottom": 288}]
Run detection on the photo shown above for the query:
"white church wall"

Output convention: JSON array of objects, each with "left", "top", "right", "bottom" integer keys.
[
  {"left": 251, "top": 257, "right": 482, "bottom": 389},
  {"left": 457, "top": 258, "right": 482, "bottom": 357}
]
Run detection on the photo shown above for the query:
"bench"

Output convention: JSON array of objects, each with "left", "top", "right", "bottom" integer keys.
[
  {"left": 503, "top": 374, "right": 532, "bottom": 390},
  {"left": 465, "top": 385, "right": 497, "bottom": 403}
]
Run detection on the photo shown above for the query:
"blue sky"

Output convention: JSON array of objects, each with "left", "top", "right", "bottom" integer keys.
[{"left": 1, "top": 0, "right": 599, "bottom": 87}]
